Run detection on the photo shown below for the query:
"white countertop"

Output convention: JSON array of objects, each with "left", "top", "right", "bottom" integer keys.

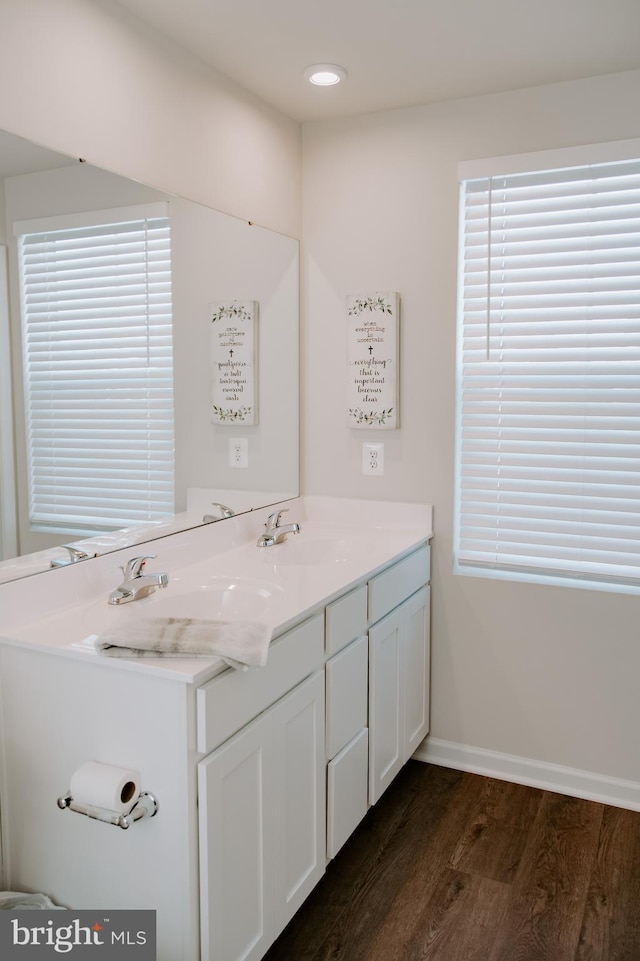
[{"left": 0, "top": 496, "right": 433, "bottom": 684}]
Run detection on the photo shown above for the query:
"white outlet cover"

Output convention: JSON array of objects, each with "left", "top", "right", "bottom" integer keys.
[
  {"left": 362, "top": 442, "right": 384, "bottom": 475},
  {"left": 230, "top": 437, "right": 248, "bottom": 468}
]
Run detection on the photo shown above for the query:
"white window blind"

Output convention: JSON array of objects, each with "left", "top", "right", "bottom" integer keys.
[
  {"left": 455, "top": 156, "right": 640, "bottom": 589},
  {"left": 15, "top": 203, "right": 175, "bottom": 536}
]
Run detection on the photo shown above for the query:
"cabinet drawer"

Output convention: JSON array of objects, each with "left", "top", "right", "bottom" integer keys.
[
  {"left": 326, "top": 634, "right": 368, "bottom": 760},
  {"left": 327, "top": 728, "right": 369, "bottom": 859},
  {"left": 197, "top": 613, "right": 324, "bottom": 754},
  {"left": 325, "top": 584, "right": 368, "bottom": 656},
  {"left": 368, "top": 544, "right": 430, "bottom": 624}
]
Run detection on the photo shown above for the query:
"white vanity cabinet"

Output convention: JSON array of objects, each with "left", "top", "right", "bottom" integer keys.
[
  {"left": 196, "top": 540, "right": 431, "bottom": 959},
  {"left": 368, "top": 545, "right": 431, "bottom": 804},
  {"left": 324, "top": 544, "right": 431, "bottom": 853},
  {"left": 369, "top": 586, "right": 430, "bottom": 803},
  {"left": 0, "top": 645, "right": 203, "bottom": 961},
  {"left": 198, "top": 671, "right": 325, "bottom": 961},
  {"left": 325, "top": 585, "right": 369, "bottom": 858},
  {"left": 369, "top": 546, "right": 430, "bottom": 804},
  {"left": 196, "top": 615, "right": 326, "bottom": 961},
  {"left": 0, "top": 501, "right": 432, "bottom": 961}
]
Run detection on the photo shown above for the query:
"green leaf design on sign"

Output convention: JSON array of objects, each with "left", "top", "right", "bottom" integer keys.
[
  {"left": 211, "top": 304, "right": 253, "bottom": 323},
  {"left": 349, "top": 407, "right": 394, "bottom": 425},
  {"left": 348, "top": 296, "right": 393, "bottom": 316},
  {"left": 212, "top": 405, "right": 253, "bottom": 422}
]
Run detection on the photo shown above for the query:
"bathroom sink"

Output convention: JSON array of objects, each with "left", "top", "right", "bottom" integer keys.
[
  {"left": 80, "top": 575, "right": 284, "bottom": 638},
  {"left": 147, "top": 577, "right": 283, "bottom": 620},
  {"left": 260, "top": 529, "right": 378, "bottom": 566},
  {"left": 268, "top": 539, "right": 349, "bottom": 566}
]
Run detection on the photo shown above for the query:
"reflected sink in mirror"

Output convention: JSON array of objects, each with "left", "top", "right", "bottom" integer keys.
[{"left": 80, "top": 575, "right": 285, "bottom": 640}]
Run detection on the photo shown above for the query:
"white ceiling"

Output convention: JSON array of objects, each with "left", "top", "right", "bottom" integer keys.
[{"left": 114, "top": 0, "right": 640, "bottom": 122}]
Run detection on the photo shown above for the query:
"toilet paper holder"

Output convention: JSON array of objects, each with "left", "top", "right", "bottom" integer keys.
[{"left": 57, "top": 790, "right": 159, "bottom": 829}]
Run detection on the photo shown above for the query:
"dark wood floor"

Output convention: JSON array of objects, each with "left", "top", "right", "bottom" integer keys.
[{"left": 264, "top": 761, "right": 640, "bottom": 961}]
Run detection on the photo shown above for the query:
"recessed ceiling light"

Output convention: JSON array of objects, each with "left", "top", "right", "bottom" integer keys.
[{"left": 304, "top": 64, "right": 347, "bottom": 86}]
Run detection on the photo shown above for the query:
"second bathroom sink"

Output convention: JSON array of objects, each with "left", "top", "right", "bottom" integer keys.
[{"left": 80, "top": 574, "right": 284, "bottom": 639}]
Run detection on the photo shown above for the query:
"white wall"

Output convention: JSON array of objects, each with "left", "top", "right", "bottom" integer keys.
[
  {"left": 302, "top": 69, "right": 640, "bottom": 788},
  {"left": 0, "top": 0, "right": 301, "bottom": 238}
]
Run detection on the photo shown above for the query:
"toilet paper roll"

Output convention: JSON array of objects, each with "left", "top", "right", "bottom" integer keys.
[{"left": 69, "top": 761, "right": 141, "bottom": 813}]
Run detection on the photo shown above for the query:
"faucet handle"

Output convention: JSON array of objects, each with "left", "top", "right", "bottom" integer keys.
[
  {"left": 123, "top": 555, "right": 156, "bottom": 578},
  {"left": 265, "top": 509, "right": 288, "bottom": 530}
]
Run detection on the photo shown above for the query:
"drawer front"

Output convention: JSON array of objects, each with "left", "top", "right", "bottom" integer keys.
[
  {"left": 327, "top": 728, "right": 369, "bottom": 859},
  {"left": 325, "top": 634, "right": 368, "bottom": 760},
  {"left": 368, "top": 544, "right": 430, "bottom": 624},
  {"left": 325, "top": 584, "right": 368, "bottom": 656},
  {"left": 197, "top": 613, "right": 324, "bottom": 754}
]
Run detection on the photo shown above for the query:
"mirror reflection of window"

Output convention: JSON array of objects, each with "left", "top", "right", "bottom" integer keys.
[
  {"left": 15, "top": 203, "right": 175, "bottom": 537},
  {"left": 0, "top": 131, "right": 299, "bottom": 582}
]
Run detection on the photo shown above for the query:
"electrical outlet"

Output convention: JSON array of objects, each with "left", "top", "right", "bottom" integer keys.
[
  {"left": 229, "top": 437, "right": 248, "bottom": 468},
  {"left": 362, "top": 442, "right": 384, "bottom": 476}
]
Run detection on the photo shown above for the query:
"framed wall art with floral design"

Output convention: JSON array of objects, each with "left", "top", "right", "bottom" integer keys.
[
  {"left": 210, "top": 300, "right": 258, "bottom": 425},
  {"left": 347, "top": 292, "right": 399, "bottom": 429}
]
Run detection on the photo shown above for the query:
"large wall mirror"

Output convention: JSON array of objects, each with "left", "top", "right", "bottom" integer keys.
[{"left": 0, "top": 130, "right": 299, "bottom": 583}]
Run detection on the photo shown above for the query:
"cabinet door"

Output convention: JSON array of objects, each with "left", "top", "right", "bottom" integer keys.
[
  {"left": 198, "top": 714, "right": 275, "bottom": 961},
  {"left": 403, "top": 586, "right": 430, "bottom": 758},
  {"left": 326, "top": 634, "right": 368, "bottom": 759},
  {"left": 368, "top": 606, "right": 403, "bottom": 804},
  {"left": 198, "top": 671, "right": 325, "bottom": 961},
  {"left": 327, "top": 727, "right": 369, "bottom": 859},
  {"left": 368, "top": 588, "right": 431, "bottom": 805},
  {"left": 272, "top": 671, "right": 325, "bottom": 929}
]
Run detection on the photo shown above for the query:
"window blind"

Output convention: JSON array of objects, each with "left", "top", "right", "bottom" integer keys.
[
  {"left": 15, "top": 204, "right": 175, "bottom": 536},
  {"left": 455, "top": 157, "right": 640, "bottom": 588}
]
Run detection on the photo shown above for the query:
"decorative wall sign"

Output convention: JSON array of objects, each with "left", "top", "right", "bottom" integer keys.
[
  {"left": 347, "top": 292, "right": 399, "bottom": 429},
  {"left": 210, "top": 300, "right": 258, "bottom": 424}
]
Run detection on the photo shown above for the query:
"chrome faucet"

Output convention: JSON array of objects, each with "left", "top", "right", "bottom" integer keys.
[
  {"left": 108, "top": 555, "right": 169, "bottom": 605},
  {"left": 257, "top": 509, "right": 301, "bottom": 547},
  {"left": 203, "top": 502, "right": 234, "bottom": 522}
]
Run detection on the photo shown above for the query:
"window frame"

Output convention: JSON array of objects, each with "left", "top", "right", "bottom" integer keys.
[{"left": 454, "top": 138, "right": 640, "bottom": 594}]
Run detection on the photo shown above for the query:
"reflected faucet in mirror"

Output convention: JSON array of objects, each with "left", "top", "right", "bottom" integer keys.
[
  {"left": 202, "top": 503, "right": 235, "bottom": 523},
  {"left": 49, "top": 545, "right": 96, "bottom": 569}
]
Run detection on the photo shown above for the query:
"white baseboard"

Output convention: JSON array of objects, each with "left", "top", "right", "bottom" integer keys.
[{"left": 413, "top": 737, "right": 640, "bottom": 812}]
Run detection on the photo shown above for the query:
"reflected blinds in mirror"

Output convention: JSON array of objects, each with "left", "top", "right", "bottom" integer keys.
[{"left": 15, "top": 203, "right": 175, "bottom": 536}]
